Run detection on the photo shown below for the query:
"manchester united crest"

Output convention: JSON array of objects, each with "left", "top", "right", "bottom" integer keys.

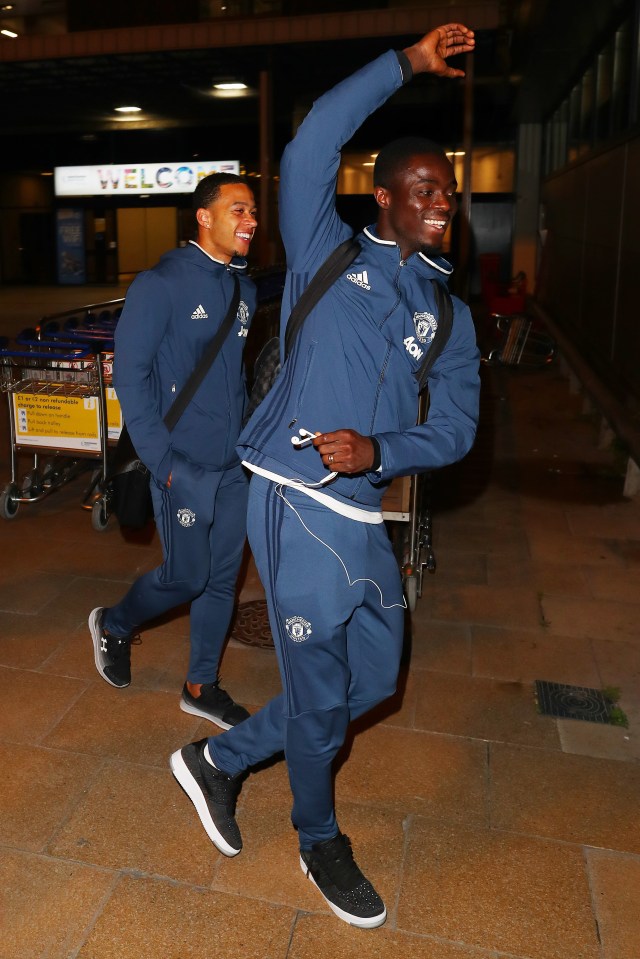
[
  {"left": 285, "top": 615, "right": 312, "bottom": 643},
  {"left": 176, "top": 507, "right": 196, "bottom": 528},
  {"left": 413, "top": 311, "right": 437, "bottom": 344}
]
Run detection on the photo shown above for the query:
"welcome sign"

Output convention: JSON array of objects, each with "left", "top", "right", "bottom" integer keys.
[{"left": 54, "top": 160, "right": 241, "bottom": 196}]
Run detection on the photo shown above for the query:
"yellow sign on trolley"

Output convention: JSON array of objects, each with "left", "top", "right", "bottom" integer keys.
[
  {"left": 106, "top": 386, "right": 123, "bottom": 440},
  {"left": 13, "top": 391, "right": 101, "bottom": 452}
]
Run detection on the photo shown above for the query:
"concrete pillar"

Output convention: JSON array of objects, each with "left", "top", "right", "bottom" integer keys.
[
  {"left": 598, "top": 418, "right": 616, "bottom": 451},
  {"left": 258, "top": 68, "right": 275, "bottom": 268},
  {"left": 624, "top": 458, "right": 640, "bottom": 498},
  {"left": 513, "top": 123, "right": 542, "bottom": 288},
  {"left": 457, "top": 51, "right": 474, "bottom": 303}
]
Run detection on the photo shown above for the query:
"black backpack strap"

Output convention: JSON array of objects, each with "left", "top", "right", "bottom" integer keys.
[
  {"left": 284, "top": 237, "right": 361, "bottom": 358},
  {"left": 415, "top": 279, "right": 454, "bottom": 392},
  {"left": 164, "top": 272, "right": 240, "bottom": 432}
]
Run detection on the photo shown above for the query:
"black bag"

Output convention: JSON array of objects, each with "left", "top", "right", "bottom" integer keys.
[
  {"left": 415, "top": 279, "right": 454, "bottom": 391},
  {"left": 110, "top": 274, "right": 241, "bottom": 528},
  {"left": 243, "top": 336, "right": 281, "bottom": 425},
  {"left": 110, "top": 425, "right": 153, "bottom": 529},
  {"left": 244, "top": 238, "right": 361, "bottom": 424}
]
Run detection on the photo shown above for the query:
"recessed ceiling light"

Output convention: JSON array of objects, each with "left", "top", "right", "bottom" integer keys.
[
  {"left": 1, "top": 4, "right": 15, "bottom": 11},
  {"left": 1, "top": 28, "right": 18, "bottom": 38},
  {"left": 114, "top": 105, "right": 142, "bottom": 113},
  {"left": 213, "top": 82, "right": 247, "bottom": 91}
]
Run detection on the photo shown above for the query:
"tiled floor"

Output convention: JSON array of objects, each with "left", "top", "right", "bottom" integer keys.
[{"left": 1, "top": 286, "right": 639, "bottom": 958}]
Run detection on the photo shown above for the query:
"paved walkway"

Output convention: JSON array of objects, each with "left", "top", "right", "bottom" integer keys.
[{"left": 1, "top": 286, "right": 639, "bottom": 959}]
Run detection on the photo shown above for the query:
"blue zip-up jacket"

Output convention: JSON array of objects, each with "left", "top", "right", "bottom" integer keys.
[
  {"left": 114, "top": 242, "right": 256, "bottom": 481},
  {"left": 238, "top": 50, "right": 480, "bottom": 510}
]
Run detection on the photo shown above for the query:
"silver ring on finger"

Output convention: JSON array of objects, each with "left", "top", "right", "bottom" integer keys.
[{"left": 328, "top": 454, "right": 334, "bottom": 464}]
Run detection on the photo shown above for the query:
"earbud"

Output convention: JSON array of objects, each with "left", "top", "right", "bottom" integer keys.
[{"left": 291, "top": 427, "right": 318, "bottom": 448}]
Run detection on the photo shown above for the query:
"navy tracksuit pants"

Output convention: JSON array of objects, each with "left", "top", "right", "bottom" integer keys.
[
  {"left": 104, "top": 457, "right": 248, "bottom": 683},
  {"left": 210, "top": 475, "right": 405, "bottom": 849}
]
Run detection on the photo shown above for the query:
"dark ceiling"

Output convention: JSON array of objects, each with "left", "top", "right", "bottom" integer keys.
[{"left": 0, "top": 0, "right": 630, "bottom": 174}]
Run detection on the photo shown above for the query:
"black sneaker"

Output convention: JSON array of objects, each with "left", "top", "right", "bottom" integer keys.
[
  {"left": 300, "top": 832, "right": 386, "bottom": 929},
  {"left": 170, "top": 738, "right": 243, "bottom": 857},
  {"left": 180, "top": 681, "right": 250, "bottom": 730},
  {"left": 89, "top": 607, "right": 132, "bottom": 688}
]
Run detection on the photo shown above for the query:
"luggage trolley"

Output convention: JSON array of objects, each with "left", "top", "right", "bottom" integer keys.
[
  {"left": 484, "top": 313, "right": 556, "bottom": 367},
  {"left": 32, "top": 305, "right": 125, "bottom": 530},
  {"left": 382, "top": 392, "right": 434, "bottom": 612},
  {"left": 29, "top": 301, "right": 123, "bottom": 528},
  {"left": 0, "top": 339, "right": 111, "bottom": 521}
]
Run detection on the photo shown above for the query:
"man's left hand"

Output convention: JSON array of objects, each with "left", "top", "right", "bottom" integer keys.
[{"left": 313, "top": 429, "right": 375, "bottom": 474}]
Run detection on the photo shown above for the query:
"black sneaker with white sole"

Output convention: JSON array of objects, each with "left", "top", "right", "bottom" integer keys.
[
  {"left": 89, "top": 607, "right": 132, "bottom": 688},
  {"left": 180, "top": 681, "right": 250, "bottom": 730},
  {"left": 300, "top": 832, "right": 386, "bottom": 929},
  {"left": 170, "top": 738, "right": 243, "bottom": 857}
]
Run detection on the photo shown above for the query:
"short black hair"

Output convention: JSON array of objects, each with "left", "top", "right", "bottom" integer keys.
[
  {"left": 374, "top": 137, "right": 447, "bottom": 188},
  {"left": 191, "top": 172, "right": 249, "bottom": 212}
]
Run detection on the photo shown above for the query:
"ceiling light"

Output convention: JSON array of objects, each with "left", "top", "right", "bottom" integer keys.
[
  {"left": 1, "top": 28, "right": 18, "bottom": 37},
  {"left": 213, "top": 82, "right": 247, "bottom": 91},
  {"left": 1, "top": 4, "right": 15, "bottom": 10},
  {"left": 114, "top": 105, "right": 142, "bottom": 113}
]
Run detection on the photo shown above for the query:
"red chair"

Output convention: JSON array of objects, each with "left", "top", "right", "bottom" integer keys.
[{"left": 479, "top": 253, "right": 527, "bottom": 315}]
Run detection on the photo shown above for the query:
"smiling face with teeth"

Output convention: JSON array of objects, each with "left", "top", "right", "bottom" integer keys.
[
  {"left": 195, "top": 182, "right": 257, "bottom": 264},
  {"left": 373, "top": 152, "right": 457, "bottom": 260}
]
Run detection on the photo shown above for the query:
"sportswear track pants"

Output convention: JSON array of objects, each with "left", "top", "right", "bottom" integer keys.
[
  {"left": 104, "top": 458, "right": 248, "bottom": 683},
  {"left": 210, "top": 475, "right": 405, "bottom": 848}
]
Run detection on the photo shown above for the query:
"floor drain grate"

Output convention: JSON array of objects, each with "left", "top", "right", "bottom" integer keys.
[
  {"left": 535, "top": 680, "right": 613, "bottom": 723},
  {"left": 231, "top": 600, "right": 274, "bottom": 649}
]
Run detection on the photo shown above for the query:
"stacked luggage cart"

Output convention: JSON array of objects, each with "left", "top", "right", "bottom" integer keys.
[
  {"left": 0, "top": 270, "right": 286, "bottom": 532},
  {"left": 0, "top": 300, "right": 124, "bottom": 529}
]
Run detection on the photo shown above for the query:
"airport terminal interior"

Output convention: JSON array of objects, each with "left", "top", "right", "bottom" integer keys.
[{"left": 1, "top": 2, "right": 640, "bottom": 958}]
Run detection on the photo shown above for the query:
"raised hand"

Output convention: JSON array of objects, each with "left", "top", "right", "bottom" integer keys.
[{"left": 404, "top": 23, "right": 475, "bottom": 79}]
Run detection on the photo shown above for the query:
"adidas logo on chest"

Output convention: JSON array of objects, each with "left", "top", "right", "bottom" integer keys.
[
  {"left": 191, "top": 304, "right": 208, "bottom": 319},
  {"left": 346, "top": 270, "right": 371, "bottom": 291}
]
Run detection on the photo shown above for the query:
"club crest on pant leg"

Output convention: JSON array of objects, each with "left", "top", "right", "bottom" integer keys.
[
  {"left": 176, "top": 507, "right": 196, "bottom": 528},
  {"left": 285, "top": 615, "right": 312, "bottom": 643}
]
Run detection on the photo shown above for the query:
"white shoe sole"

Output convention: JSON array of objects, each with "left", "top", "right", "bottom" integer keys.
[
  {"left": 179, "top": 698, "right": 232, "bottom": 731},
  {"left": 169, "top": 747, "right": 241, "bottom": 857},
  {"left": 299, "top": 855, "right": 387, "bottom": 929},
  {"left": 89, "top": 607, "right": 128, "bottom": 688}
]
